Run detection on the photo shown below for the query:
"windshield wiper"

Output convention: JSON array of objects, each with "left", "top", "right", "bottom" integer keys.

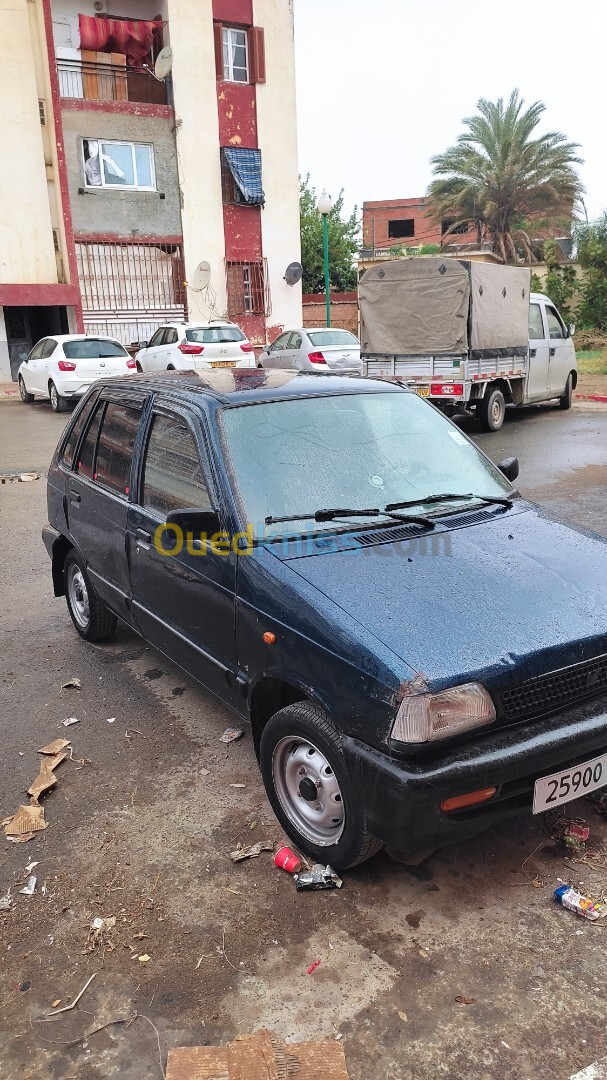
[
  {"left": 265, "top": 507, "right": 435, "bottom": 529},
  {"left": 385, "top": 492, "right": 513, "bottom": 512}
]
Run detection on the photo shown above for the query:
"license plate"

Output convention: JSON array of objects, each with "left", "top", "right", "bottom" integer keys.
[
  {"left": 415, "top": 387, "right": 430, "bottom": 398},
  {"left": 533, "top": 752, "right": 607, "bottom": 813},
  {"left": 210, "top": 360, "right": 235, "bottom": 369}
]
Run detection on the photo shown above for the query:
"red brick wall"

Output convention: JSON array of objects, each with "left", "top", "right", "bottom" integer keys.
[
  {"left": 302, "top": 293, "right": 358, "bottom": 337},
  {"left": 363, "top": 198, "right": 443, "bottom": 250}
]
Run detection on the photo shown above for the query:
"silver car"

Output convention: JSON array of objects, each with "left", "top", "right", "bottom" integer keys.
[{"left": 259, "top": 327, "right": 362, "bottom": 374}]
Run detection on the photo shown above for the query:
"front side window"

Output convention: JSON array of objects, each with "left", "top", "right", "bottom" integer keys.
[
  {"left": 164, "top": 329, "right": 178, "bottom": 345},
  {"left": 546, "top": 305, "right": 565, "bottom": 339},
  {"left": 221, "top": 391, "right": 513, "bottom": 536},
  {"left": 82, "top": 139, "right": 156, "bottom": 191},
  {"left": 270, "top": 333, "right": 290, "bottom": 352},
  {"left": 528, "top": 303, "right": 545, "bottom": 340},
  {"left": 95, "top": 402, "right": 142, "bottom": 496},
  {"left": 148, "top": 328, "right": 167, "bottom": 348},
  {"left": 142, "top": 414, "right": 211, "bottom": 517},
  {"left": 29, "top": 340, "right": 47, "bottom": 361},
  {"left": 63, "top": 338, "right": 128, "bottom": 359},
  {"left": 222, "top": 26, "right": 248, "bottom": 82},
  {"left": 62, "top": 390, "right": 100, "bottom": 468}
]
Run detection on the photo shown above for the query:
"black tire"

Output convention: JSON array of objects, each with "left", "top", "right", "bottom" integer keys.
[
  {"left": 259, "top": 701, "right": 383, "bottom": 869},
  {"left": 559, "top": 373, "right": 573, "bottom": 410},
  {"left": 136, "top": 361, "right": 143, "bottom": 373},
  {"left": 18, "top": 376, "right": 34, "bottom": 404},
  {"left": 477, "top": 386, "right": 505, "bottom": 432},
  {"left": 167, "top": 364, "right": 175, "bottom": 370},
  {"left": 63, "top": 551, "right": 117, "bottom": 642},
  {"left": 49, "top": 380, "right": 68, "bottom": 413}
]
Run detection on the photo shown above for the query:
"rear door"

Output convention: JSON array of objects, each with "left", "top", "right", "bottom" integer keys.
[
  {"left": 67, "top": 389, "right": 148, "bottom": 627},
  {"left": 545, "top": 303, "right": 574, "bottom": 395},
  {"left": 526, "top": 301, "right": 550, "bottom": 399},
  {"left": 160, "top": 327, "right": 179, "bottom": 368},
  {"left": 127, "top": 403, "right": 240, "bottom": 708}
]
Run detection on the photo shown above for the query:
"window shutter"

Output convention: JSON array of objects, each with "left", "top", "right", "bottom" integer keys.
[
  {"left": 248, "top": 26, "right": 265, "bottom": 84},
  {"left": 213, "top": 21, "right": 223, "bottom": 81}
]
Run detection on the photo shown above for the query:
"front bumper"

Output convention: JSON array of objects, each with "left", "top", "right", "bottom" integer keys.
[{"left": 342, "top": 697, "right": 607, "bottom": 852}]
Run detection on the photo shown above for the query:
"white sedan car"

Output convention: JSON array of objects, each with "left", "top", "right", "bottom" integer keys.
[
  {"left": 135, "top": 321, "right": 255, "bottom": 373},
  {"left": 259, "top": 328, "right": 362, "bottom": 374},
  {"left": 18, "top": 335, "right": 136, "bottom": 412}
]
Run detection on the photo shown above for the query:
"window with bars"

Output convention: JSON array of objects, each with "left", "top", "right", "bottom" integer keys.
[{"left": 226, "top": 259, "right": 270, "bottom": 317}]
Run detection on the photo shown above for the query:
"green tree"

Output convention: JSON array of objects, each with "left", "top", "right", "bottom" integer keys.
[
  {"left": 575, "top": 213, "right": 607, "bottom": 330},
  {"left": 541, "top": 240, "right": 577, "bottom": 323},
  {"left": 299, "top": 175, "right": 360, "bottom": 293},
  {"left": 427, "top": 90, "right": 582, "bottom": 263}
]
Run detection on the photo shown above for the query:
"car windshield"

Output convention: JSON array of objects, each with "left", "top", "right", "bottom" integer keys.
[
  {"left": 221, "top": 390, "right": 513, "bottom": 536},
  {"left": 307, "top": 330, "right": 359, "bottom": 347},
  {"left": 63, "top": 339, "right": 128, "bottom": 359},
  {"left": 187, "top": 326, "right": 245, "bottom": 344}
]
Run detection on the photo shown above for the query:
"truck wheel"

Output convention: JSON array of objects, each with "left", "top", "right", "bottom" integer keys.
[
  {"left": 477, "top": 387, "right": 505, "bottom": 432},
  {"left": 259, "top": 701, "right": 383, "bottom": 870},
  {"left": 64, "top": 551, "right": 117, "bottom": 642},
  {"left": 559, "top": 373, "right": 573, "bottom": 410}
]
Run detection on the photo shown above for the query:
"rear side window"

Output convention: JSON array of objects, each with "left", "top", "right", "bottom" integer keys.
[
  {"left": 142, "top": 414, "right": 211, "bottom": 517},
  {"left": 76, "top": 400, "right": 105, "bottom": 478},
  {"left": 528, "top": 303, "right": 544, "bottom": 340},
  {"left": 62, "top": 391, "right": 100, "bottom": 468},
  {"left": 164, "top": 328, "right": 178, "bottom": 345},
  {"left": 63, "top": 339, "right": 128, "bottom": 359},
  {"left": 95, "top": 402, "right": 143, "bottom": 496}
]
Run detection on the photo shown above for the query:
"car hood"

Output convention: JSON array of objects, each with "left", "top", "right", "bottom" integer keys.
[{"left": 282, "top": 504, "right": 607, "bottom": 691}]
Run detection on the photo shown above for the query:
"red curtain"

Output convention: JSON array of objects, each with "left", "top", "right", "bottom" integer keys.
[{"left": 78, "top": 15, "right": 163, "bottom": 66}]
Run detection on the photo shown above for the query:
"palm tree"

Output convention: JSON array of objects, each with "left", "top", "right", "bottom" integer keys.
[{"left": 427, "top": 91, "right": 582, "bottom": 263}]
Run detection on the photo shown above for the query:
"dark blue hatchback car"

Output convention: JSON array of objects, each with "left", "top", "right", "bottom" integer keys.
[{"left": 43, "top": 370, "right": 607, "bottom": 868}]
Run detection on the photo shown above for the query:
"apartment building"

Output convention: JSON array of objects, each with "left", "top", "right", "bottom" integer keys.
[{"left": 1, "top": 0, "right": 301, "bottom": 380}]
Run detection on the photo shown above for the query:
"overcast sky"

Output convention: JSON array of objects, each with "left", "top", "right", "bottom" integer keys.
[{"left": 293, "top": 0, "right": 606, "bottom": 223}]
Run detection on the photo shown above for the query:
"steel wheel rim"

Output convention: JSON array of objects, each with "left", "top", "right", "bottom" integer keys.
[
  {"left": 272, "top": 736, "right": 345, "bottom": 847},
  {"left": 50, "top": 383, "right": 58, "bottom": 409},
  {"left": 67, "top": 564, "right": 90, "bottom": 629},
  {"left": 491, "top": 395, "right": 504, "bottom": 425}
]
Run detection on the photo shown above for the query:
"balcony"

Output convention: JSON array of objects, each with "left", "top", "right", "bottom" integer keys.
[{"left": 57, "top": 57, "right": 169, "bottom": 107}]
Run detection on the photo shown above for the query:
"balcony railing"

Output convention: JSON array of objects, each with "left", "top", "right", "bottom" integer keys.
[{"left": 57, "top": 58, "right": 169, "bottom": 106}]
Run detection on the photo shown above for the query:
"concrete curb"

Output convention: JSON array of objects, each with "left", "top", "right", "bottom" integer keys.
[{"left": 575, "top": 393, "right": 607, "bottom": 403}]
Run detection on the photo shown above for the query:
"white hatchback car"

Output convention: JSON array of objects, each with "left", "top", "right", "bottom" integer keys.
[
  {"left": 135, "top": 322, "right": 255, "bottom": 373},
  {"left": 259, "top": 328, "right": 362, "bottom": 374},
  {"left": 18, "top": 335, "right": 136, "bottom": 412}
]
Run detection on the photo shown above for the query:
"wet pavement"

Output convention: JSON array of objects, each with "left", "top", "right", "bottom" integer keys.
[{"left": 1, "top": 396, "right": 607, "bottom": 1080}]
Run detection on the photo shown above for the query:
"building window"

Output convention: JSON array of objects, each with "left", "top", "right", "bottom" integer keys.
[
  {"left": 82, "top": 139, "right": 156, "bottom": 190},
  {"left": 226, "top": 259, "right": 270, "bottom": 317},
  {"left": 221, "top": 148, "right": 264, "bottom": 206},
  {"left": 222, "top": 26, "right": 248, "bottom": 82},
  {"left": 388, "top": 219, "right": 415, "bottom": 239},
  {"left": 441, "top": 220, "right": 470, "bottom": 236}
]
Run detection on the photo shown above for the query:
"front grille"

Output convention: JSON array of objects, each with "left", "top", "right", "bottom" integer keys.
[{"left": 502, "top": 654, "right": 607, "bottom": 721}]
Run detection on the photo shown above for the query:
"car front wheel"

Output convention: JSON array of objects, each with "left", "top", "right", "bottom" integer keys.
[
  {"left": 259, "top": 701, "right": 383, "bottom": 869},
  {"left": 18, "top": 376, "right": 34, "bottom": 403},
  {"left": 64, "top": 551, "right": 117, "bottom": 641},
  {"left": 49, "top": 380, "right": 68, "bottom": 413}
]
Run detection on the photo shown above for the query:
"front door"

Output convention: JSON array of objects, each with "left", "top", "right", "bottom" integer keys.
[
  {"left": 127, "top": 403, "right": 241, "bottom": 709},
  {"left": 544, "top": 303, "right": 574, "bottom": 395},
  {"left": 263, "top": 332, "right": 290, "bottom": 369},
  {"left": 67, "top": 390, "right": 147, "bottom": 627},
  {"left": 526, "top": 300, "right": 550, "bottom": 399}
]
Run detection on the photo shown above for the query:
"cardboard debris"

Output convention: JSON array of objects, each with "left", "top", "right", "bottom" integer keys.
[
  {"left": 166, "top": 1030, "right": 350, "bottom": 1080},
  {"left": 38, "top": 739, "right": 70, "bottom": 756},
  {"left": 28, "top": 752, "right": 68, "bottom": 802},
  {"left": 3, "top": 803, "right": 47, "bottom": 839},
  {"left": 230, "top": 842, "right": 274, "bottom": 863},
  {"left": 62, "top": 717, "right": 80, "bottom": 728},
  {"left": 220, "top": 727, "right": 244, "bottom": 744}
]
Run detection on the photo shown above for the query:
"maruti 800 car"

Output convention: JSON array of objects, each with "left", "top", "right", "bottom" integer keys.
[{"left": 43, "top": 370, "right": 607, "bottom": 868}]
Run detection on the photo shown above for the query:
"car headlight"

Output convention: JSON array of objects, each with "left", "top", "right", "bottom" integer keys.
[{"left": 391, "top": 682, "right": 496, "bottom": 744}]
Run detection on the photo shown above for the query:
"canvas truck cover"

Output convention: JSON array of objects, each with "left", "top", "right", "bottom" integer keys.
[
  {"left": 359, "top": 259, "right": 470, "bottom": 355},
  {"left": 468, "top": 262, "right": 530, "bottom": 356},
  {"left": 359, "top": 258, "right": 531, "bottom": 357}
]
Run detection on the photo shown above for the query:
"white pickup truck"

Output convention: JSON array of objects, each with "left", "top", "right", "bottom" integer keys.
[{"left": 359, "top": 258, "right": 577, "bottom": 431}]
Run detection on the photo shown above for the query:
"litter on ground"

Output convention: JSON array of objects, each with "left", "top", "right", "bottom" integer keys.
[
  {"left": 165, "top": 1029, "right": 351, "bottom": 1079},
  {"left": 220, "top": 727, "right": 244, "bottom": 744},
  {"left": 60, "top": 678, "right": 82, "bottom": 691},
  {"left": 230, "top": 841, "right": 274, "bottom": 862},
  {"left": 61, "top": 717, "right": 80, "bottom": 728},
  {"left": 295, "top": 865, "right": 343, "bottom": 891}
]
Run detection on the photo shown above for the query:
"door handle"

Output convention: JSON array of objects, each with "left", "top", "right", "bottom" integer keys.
[
  {"left": 529, "top": 349, "right": 536, "bottom": 358},
  {"left": 69, "top": 489, "right": 81, "bottom": 504},
  {"left": 136, "top": 527, "right": 152, "bottom": 543},
  {"left": 549, "top": 348, "right": 556, "bottom": 357}
]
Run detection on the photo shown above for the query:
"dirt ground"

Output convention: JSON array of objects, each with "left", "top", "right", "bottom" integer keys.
[{"left": 2, "top": 398, "right": 607, "bottom": 1080}]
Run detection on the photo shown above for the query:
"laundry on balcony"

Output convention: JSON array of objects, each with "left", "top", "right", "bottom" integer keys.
[
  {"left": 78, "top": 15, "right": 163, "bottom": 66},
  {"left": 222, "top": 148, "right": 265, "bottom": 207}
]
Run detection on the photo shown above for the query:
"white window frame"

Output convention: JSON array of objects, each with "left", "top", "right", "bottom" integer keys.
[
  {"left": 82, "top": 139, "right": 156, "bottom": 192},
  {"left": 222, "top": 26, "right": 249, "bottom": 83}
]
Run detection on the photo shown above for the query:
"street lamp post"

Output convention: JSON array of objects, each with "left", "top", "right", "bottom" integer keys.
[{"left": 317, "top": 192, "right": 333, "bottom": 327}]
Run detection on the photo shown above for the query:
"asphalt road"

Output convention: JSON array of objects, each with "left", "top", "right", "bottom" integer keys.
[{"left": 2, "top": 396, "right": 607, "bottom": 1080}]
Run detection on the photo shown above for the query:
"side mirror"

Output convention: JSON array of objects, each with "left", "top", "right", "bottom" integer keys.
[
  {"left": 498, "top": 456, "right": 519, "bottom": 483},
  {"left": 568, "top": 323, "right": 575, "bottom": 338},
  {"left": 139, "top": 341, "right": 149, "bottom": 349},
  {"left": 166, "top": 507, "right": 220, "bottom": 538}
]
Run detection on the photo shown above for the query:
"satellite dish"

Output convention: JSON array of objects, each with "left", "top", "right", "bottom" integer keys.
[
  {"left": 284, "top": 262, "right": 303, "bottom": 286},
  {"left": 192, "top": 261, "right": 211, "bottom": 290},
  {"left": 154, "top": 46, "right": 174, "bottom": 81}
]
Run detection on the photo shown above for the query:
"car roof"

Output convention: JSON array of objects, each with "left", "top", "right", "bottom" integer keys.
[
  {"left": 156, "top": 321, "right": 242, "bottom": 330},
  {"left": 303, "top": 327, "right": 358, "bottom": 334},
  {"left": 92, "top": 370, "right": 409, "bottom": 406},
  {"left": 42, "top": 334, "right": 124, "bottom": 343}
]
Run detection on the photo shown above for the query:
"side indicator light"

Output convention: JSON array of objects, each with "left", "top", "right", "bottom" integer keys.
[
  {"left": 440, "top": 787, "right": 497, "bottom": 813},
  {"left": 263, "top": 631, "right": 276, "bottom": 645}
]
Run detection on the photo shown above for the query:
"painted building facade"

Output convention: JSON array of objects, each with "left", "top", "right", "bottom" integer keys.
[{"left": 1, "top": 0, "right": 301, "bottom": 380}]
